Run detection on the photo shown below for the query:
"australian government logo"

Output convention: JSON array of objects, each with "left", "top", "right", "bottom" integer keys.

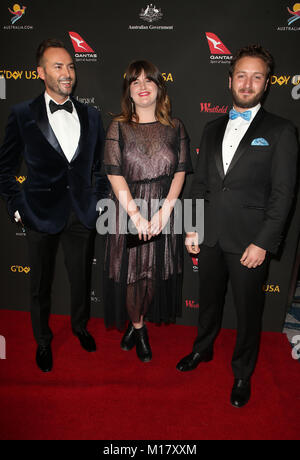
[
  {"left": 277, "top": 3, "right": 300, "bottom": 31},
  {"left": 129, "top": 4, "right": 174, "bottom": 31},
  {"left": 140, "top": 4, "right": 163, "bottom": 22},
  {"left": 3, "top": 4, "right": 33, "bottom": 30}
]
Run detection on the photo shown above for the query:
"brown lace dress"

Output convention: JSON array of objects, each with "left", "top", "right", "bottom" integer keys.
[{"left": 103, "top": 118, "right": 192, "bottom": 329}]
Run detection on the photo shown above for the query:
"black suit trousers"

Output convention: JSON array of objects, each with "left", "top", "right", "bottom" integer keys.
[
  {"left": 26, "top": 211, "right": 95, "bottom": 346},
  {"left": 193, "top": 243, "right": 269, "bottom": 380}
]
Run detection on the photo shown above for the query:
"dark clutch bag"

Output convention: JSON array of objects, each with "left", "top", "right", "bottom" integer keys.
[{"left": 126, "top": 232, "right": 163, "bottom": 249}]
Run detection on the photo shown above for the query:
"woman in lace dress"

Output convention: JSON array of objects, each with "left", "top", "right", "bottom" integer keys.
[{"left": 103, "top": 60, "right": 192, "bottom": 362}]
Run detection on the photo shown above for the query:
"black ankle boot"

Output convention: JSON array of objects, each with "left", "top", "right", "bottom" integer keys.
[
  {"left": 134, "top": 325, "right": 152, "bottom": 362},
  {"left": 121, "top": 322, "right": 136, "bottom": 351}
]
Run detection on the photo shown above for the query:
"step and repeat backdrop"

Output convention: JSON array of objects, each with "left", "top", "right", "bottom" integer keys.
[{"left": 0, "top": 0, "right": 299, "bottom": 332}]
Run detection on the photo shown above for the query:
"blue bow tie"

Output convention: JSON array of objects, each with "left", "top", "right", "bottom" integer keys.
[{"left": 229, "top": 109, "right": 252, "bottom": 122}]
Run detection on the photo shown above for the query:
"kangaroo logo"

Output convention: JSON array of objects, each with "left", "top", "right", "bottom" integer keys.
[
  {"left": 205, "top": 33, "right": 231, "bottom": 55},
  {"left": 68, "top": 32, "right": 94, "bottom": 53}
]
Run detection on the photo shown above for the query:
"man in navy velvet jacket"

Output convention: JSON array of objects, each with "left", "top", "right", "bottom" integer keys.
[{"left": 0, "top": 39, "right": 108, "bottom": 372}]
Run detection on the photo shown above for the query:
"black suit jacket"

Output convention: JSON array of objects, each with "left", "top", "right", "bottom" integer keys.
[
  {"left": 0, "top": 93, "right": 109, "bottom": 233},
  {"left": 191, "top": 108, "right": 299, "bottom": 254}
]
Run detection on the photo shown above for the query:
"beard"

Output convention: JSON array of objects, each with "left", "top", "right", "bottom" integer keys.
[
  {"left": 45, "top": 73, "right": 75, "bottom": 98},
  {"left": 56, "top": 78, "right": 74, "bottom": 97},
  {"left": 231, "top": 87, "right": 265, "bottom": 109}
]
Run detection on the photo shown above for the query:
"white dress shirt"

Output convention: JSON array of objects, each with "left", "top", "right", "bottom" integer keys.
[
  {"left": 222, "top": 103, "right": 261, "bottom": 174},
  {"left": 45, "top": 92, "right": 80, "bottom": 163}
]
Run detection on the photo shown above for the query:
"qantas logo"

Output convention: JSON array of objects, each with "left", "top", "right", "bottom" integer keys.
[
  {"left": 69, "top": 32, "right": 94, "bottom": 53},
  {"left": 205, "top": 33, "right": 231, "bottom": 54},
  {"left": 68, "top": 32, "right": 97, "bottom": 62}
]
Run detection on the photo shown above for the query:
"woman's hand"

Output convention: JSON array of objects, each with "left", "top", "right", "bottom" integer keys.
[
  {"left": 130, "top": 212, "right": 151, "bottom": 241},
  {"left": 150, "top": 208, "right": 171, "bottom": 236},
  {"left": 185, "top": 232, "right": 200, "bottom": 254}
]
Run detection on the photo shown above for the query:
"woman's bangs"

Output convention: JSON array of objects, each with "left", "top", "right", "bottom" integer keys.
[{"left": 127, "top": 61, "right": 159, "bottom": 85}]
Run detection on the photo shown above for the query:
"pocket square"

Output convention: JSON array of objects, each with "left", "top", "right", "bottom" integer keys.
[{"left": 251, "top": 138, "right": 269, "bottom": 146}]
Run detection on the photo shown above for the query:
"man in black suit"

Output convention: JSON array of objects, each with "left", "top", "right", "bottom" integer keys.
[
  {"left": 0, "top": 39, "right": 108, "bottom": 372},
  {"left": 177, "top": 45, "right": 299, "bottom": 407}
]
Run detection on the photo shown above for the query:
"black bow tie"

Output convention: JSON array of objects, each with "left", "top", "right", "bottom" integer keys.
[{"left": 49, "top": 99, "right": 73, "bottom": 114}]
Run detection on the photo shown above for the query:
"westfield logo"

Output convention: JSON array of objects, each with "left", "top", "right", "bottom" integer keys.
[
  {"left": 200, "top": 102, "right": 228, "bottom": 113},
  {"left": 185, "top": 299, "right": 199, "bottom": 309}
]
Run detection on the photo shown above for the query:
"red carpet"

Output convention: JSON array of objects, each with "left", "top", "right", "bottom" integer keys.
[{"left": 0, "top": 309, "right": 299, "bottom": 440}]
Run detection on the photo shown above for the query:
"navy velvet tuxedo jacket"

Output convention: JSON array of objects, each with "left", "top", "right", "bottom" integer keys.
[
  {"left": 191, "top": 108, "right": 299, "bottom": 254},
  {"left": 0, "top": 93, "right": 109, "bottom": 233}
]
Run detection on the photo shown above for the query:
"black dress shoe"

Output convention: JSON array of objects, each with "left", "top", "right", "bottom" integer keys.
[
  {"left": 74, "top": 329, "right": 96, "bottom": 352},
  {"left": 176, "top": 350, "right": 213, "bottom": 372},
  {"left": 121, "top": 322, "right": 136, "bottom": 351},
  {"left": 230, "top": 379, "right": 251, "bottom": 408},
  {"left": 134, "top": 325, "right": 152, "bottom": 362},
  {"left": 36, "top": 345, "right": 53, "bottom": 372}
]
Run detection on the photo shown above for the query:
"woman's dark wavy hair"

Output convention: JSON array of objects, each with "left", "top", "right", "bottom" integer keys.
[
  {"left": 115, "top": 60, "right": 173, "bottom": 127},
  {"left": 229, "top": 44, "right": 274, "bottom": 79}
]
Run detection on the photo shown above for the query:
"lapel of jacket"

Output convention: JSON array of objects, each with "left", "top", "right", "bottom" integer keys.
[
  {"left": 214, "top": 116, "right": 228, "bottom": 180},
  {"left": 29, "top": 93, "right": 65, "bottom": 158},
  {"left": 226, "top": 107, "right": 266, "bottom": 175},
  {"left": 70, "top": 97, "right": 89, "bottom": 162}
]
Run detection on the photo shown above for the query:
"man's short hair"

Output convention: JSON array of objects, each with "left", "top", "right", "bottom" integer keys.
[
  {"left": 36, "top": 38, "right": 68, "bottom": 66},
  {"left": 229, "top": 44, "right": 274, "bottom": 79}
]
